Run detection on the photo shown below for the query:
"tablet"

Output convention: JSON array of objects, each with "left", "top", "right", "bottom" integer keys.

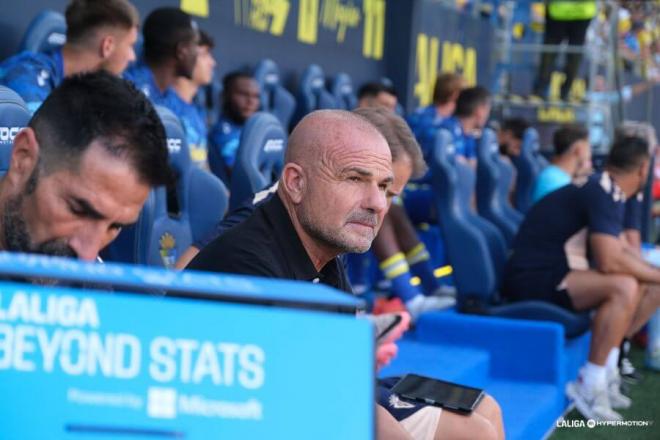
[{"left": 390, "top": 374, "right": 485, "bottom": 414}]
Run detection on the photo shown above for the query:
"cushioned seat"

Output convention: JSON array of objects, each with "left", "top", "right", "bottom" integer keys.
[
  {"left": 292, "top": 64, "right": 337, "bottom": 128},
  {"left": 0, "top": 87, "right": 31, "bottom": 173},
  {"left": 253, "top": 59, "right": 295, "bottom": 129},
  {"left": 229, "top": 112, "right": 286, "bottom": 210},
  {"left": 19, "top": 10, "right": 66, "bottom": 53},
  {"left": 330, "top": 73, "right": 357, "bottom": 110}
]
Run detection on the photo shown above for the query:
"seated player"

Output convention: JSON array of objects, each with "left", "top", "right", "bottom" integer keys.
[
  {"left": 0, "top": 0, "right": 139, "bottom": 113},
  {"left": 357, "top": 82, "right": 398, "bottom": 112},
  {"left": 169, "top": 30, "right": 217, "bottom": 169},
  {"left": 124, "top": 7, "right": 198, "bottom": 104},
  {"left": 531, "top": 124, "right": 592, "bottom": 203},
  {"left": 502, "top": 136, "right": 660, "bottom": 421},
  {"left": 187, "top": 109, "right": 504, "bottom": 440},
  {"left": 407, "top": 73, "right": 464, "bottom": 156},
  {"left": 207, "top": 71, "right": 260, "bottom": 184},
  {"left": 439, "top": 86, "right": 492, "bottom": 167},
  {"left": 0, "top": 71, "right": 170, "bottom": 260}
]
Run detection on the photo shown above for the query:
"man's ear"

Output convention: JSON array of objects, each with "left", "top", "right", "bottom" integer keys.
[
  {"left": 281, "top": 163, "right": 305, "bottom": 204},
  {"left": 6, "top": 128, "right": 40, "bottom": 189},
  {"left": 100, "top": 34, "right": 116, "bottom": 59}
]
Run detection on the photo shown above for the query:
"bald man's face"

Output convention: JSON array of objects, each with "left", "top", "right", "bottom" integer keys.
[{"left": 296, "top": 125, "right": 393, "bottom": 254}]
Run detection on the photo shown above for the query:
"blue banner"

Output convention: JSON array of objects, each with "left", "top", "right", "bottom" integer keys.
[{"left": 0, "top": 255, "right": 374, "bottom": 439}]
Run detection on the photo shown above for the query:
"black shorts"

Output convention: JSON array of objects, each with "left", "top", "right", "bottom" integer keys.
[{"left": 501, "top": 263, "right": 576, "bottom": 312}]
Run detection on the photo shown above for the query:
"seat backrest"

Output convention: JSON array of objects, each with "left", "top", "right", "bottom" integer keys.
[
  {"left": 476, "top": 128, "right": 519, "bottom": 244},
  {"left": 293, "top": 64, "right": 337, "bottom": 126},
  {"left": 19, "top": 10, "right": 66, "bottom": 53},
  {"left": 229, "top": 112, "right": 286, "bottom": 210},
  {"left": 0, "top": 87, "right": 31, "bottom": 173},
  {"left": 253, "top": 59, "right": 296, "bottom": 129},
  {"left": 431, "top": 129, "right": 498, "bottom": 301},
  {"left": 157, "top": 105, "right": 228, "bottom": 246},
  {"left": 513, "top": 127, "right": 543, "bottom": 213},
  {"left": 330, "top": 73, "right": 357, "bottom": 110}
]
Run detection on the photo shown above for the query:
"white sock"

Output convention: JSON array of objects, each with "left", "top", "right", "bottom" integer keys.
[
  {"left": 581, "top": 362, "right": 607, "bottom": 391},
  {"left": 606, "top": 347, "right": 620, "bottom": 376}
]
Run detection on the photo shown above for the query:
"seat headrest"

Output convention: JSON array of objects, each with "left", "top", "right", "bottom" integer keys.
[
  {"left": 301, "top": 64, "right": 326, "bottom": 94},
  {"left": 155, "top": 105, "right": 191, "bottom": 175},
  {"left": 254, "top": 58, "right": 281, "bottom": 90},
  {"left": 0, "top": 87, "right": 31, "bottom": 172},
  {"left": 19, "top": 10, "right": 66, "bottom": 53},
  {"left": 331, "top": 73, "right": 357, "bottom": 110},
  {"left": 522, "top": 127, "right": 540, "bottom": 154},
  {"left": 478, "top": 128, "right": 499, "bottom": 158},
  {"left": 229, "top": 112, "right": 287, "bottom": 210}
]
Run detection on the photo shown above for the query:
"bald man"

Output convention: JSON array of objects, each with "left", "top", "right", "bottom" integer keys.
[{"left": 187, "top": 109, "right": 393, "bottom": 282}]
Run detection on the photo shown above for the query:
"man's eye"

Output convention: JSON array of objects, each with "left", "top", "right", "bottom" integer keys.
[{"left": 348, "top": 176, "right": 361, "bottom": 182}]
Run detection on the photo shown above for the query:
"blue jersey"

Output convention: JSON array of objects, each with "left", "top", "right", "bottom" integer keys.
[
  {"left": 163, "top": 91, "right": 209, "bottom": 169},
  {"left": 508, "top": 172, "right": 625, "bottom": 274},
  {"left": 531, "top": 164, "right": 572, "bottom": 203},
  {"left": 407, "top": 105, "right": 446, "bottom": 160},
  {"left": 0, "top": 49, "right": 64, "bottom": 114},
  {"left": 208, "top": 116, "right": 243, "bottom": 182},
  {"left": 123, "top": 63, "right": 171, "bottom": 105},
  {"left": 439, "top": 116, "right": 477, "bottom": 160}
]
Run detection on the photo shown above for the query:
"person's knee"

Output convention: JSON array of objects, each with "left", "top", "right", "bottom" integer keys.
[
  {"left": 607, "top": 275, "right": 639, "bottom": 310},
  {"left": 478, "top": 394, "right": 503, "bottom": 425}
]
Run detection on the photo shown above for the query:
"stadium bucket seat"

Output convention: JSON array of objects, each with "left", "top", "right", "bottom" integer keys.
[
  {"left": 476, "top": 128, "right": 522, "bottom": 245},
  {"left": 512, "top": 127, "right": 547, "bottom": 213},
  {"left": 292, "top": 64, "right": 337, "bottom": 128},
  {"left": 229, "top": 111, "right": 286, "bottom": 211},
  {"left": 19, "top": 10, "right": 66, "bottom": 53},
  {"left": 0, "top": 87, "right": 30, "bottom": 174},
  {"left": 431, "top": 129, "right": 590, "bottom": 338},
  {"left": 253, "top": 59, "right": 296, "bottom": 129},
  {"left": 330, "top": 73, "right": 357, "bottom": 110}
]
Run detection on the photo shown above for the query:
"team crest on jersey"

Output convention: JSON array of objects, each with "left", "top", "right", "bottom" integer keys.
[{"left": 159, "top": 232, "right": 177, "bottom": 268}]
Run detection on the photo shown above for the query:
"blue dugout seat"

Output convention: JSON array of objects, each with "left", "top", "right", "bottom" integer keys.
[
  {"left": 292, "top": 64, "right": 337, "bottom": 128},
  {"left": 476, "top": 128, "right": 522, "bottom": 245},
  {"left": 512, "top": 127, "right": 547, "bottom": 213},
  {"left": 19, "top": 10, "right": 66, "bottom": 53},
  {"left": 229, "top": 111, "right": 286, "bottom": 211},
  {"left": 431, "top": 128, "right": 590, "bottom": 337},
  {"left": 0, "top": 87, "right": 31, "bottom": 173},
  {"left": 253, "top": 59, "right": 296, "bottom": 129},
  {"left": 330, "top": 73, "right": 357, "bottom": 110},
  {"left": 104, "top": 106, "right": 228, "bottom": 267}
]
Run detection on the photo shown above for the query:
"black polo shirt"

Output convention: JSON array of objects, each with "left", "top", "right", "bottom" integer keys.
[{"left": 187, "top": 192, "right": 353, "bottom": 293}]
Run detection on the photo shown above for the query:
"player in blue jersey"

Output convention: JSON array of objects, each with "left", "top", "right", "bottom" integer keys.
[
  {"left": 502, "top": 136, "right": 660, "bottom": 421},
  {"left": 531, "top": 124, "right": 592, "bottom": 204},
  {"left": 0, "top": 0, "right": 139, "bottom": 114},
  {"left": 356, "top": 82, "right": 398, "bottom": 112},
  {"left": 407, "top": 72, "right": 464, "bottom": 161},
  {"left": 439, "top": 86, "right": 492, "bottom": 166},
  {"left": 208, "top": 71, "right": 260, "bottom": 184},
  {"left": 124, "top": 7, "right": 198, "bottom": 105},
  {"left": 170, "top": 30, "right": 216, "bottom": 170}
]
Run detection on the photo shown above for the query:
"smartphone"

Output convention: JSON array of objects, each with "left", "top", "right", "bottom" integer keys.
[
  {"left": 390, "top": 374, "right": 485, "bottom": 414},
  {"left": 373, "top": 313, "right": 403, "bottom": 344}
]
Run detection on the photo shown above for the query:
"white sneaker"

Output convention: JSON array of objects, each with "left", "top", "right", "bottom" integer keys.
[
  {"left": 405, "top": 294, "right": 455, "bottom": 321},
  {"left": 566, "top": 377, "right": 623, "bottom": 422},
  {"left": 607, "top": 371, "right": 632, "bottom": 409}
]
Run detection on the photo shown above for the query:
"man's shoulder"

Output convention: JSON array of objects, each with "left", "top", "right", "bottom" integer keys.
[
  {"left": 0, "top": 51, "right": 59, "bottom": 110},
  {"left": 583, "top": 172, "right": 625, "bottom": 204}
]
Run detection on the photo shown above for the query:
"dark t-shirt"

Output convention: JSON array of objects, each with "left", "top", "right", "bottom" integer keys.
[
  {"left": 623, "top": 192, "right": 643, "bottom": 232},
  {"left": 187, "top": 192, "right": 352, "bottom": 293},
  {"left": 506, "top": 172, "right": 626, "bottom": 275}
]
